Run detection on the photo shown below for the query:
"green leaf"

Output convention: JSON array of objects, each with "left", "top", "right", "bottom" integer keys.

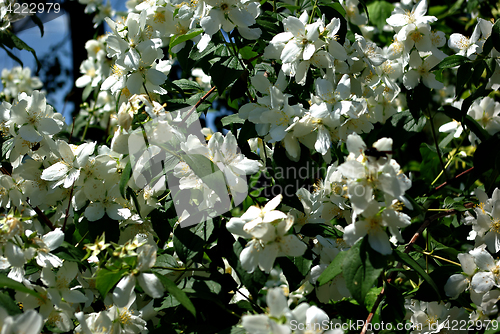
[
  {"left": 0, "top": 45, "right": 23, "bottom": 67},
  {"left": 431, "top": 55, "right": 470, "bottom": 71},
  {"left": 53, "top": 241, "right": 86, "bottom": 263},
  {"left": 342, "top": 238, "right": 386, "bottom": 305},
  {"left": 221, "top": 114, "right": 245, "bottom": 127},
  {"left": 358, "top": 0, "right": 370, "bottom": 21},
  {"left": 0, "top": 275, "right": 43, "bottom": 301},
  {"left": 95, "top": 268, "right": 129, "bottom": 298},
  {"left": 492, "top": 19, "right": 500, "bottom": 52},
  {"left": 173, "top": 220, "right": 214, "bottom": 262},
  {"left": 406, "top": 83, "right": 431, "bottom": 120},
  {"left": 394, "top": 250, "right": 441, "bottom": 300},
  {"left": 155, "top": 294, "right": 181, "bottom": 311},
  {"left": 155, "top": 273, "right": 196, "bottom": 318},
  {"left": 2, "top": 31, "right": 41, "bottom": 72},
  {"left": 463, "top": 115, "right": 490, "bottom": 143},
  {"left": 0, "top": 292, "right": 21, "bottom": 316},
  {"left": 367, "top": 1, "right": 394, "bottom": 31},
  {"left": 169, "top": 28, "right": 203, "bottom": 54},
  {"left": 209, "top": 57, "right": 244, "bottom": 96},
  {"left": 153, "top": 253, "right": 180, "bottom": 275},
  {"left": 461, "top": 85, "right": 492, "bottom": 114},
  {"left": 471, "top": 60, "right": 486, "bottom": 87},
  {"left": 318, "top": 250, "right": 348, "bottom": 285},
  {"left": 276, "top": 257, "right": 305, "bottom": 292},
  {"left": 171, "top": 79, "right": 203, "bottom": 92},
  {"left": 364, "top": 286, "right": 383, "bottom": 311},
  {"left": 30, "top": 14, "right": 44, "bottom": 37},
  {"left": 455, "top": 62, "right": 473, "bottom": 97},
  {"left": 1, "top": 138, "right": 13, "bottom": 160},
  {"left": 119, "top": 160, "right": 132, "bottom": 199}
]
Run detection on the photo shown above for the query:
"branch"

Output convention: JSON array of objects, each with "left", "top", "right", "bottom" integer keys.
[
  {"left": 31, "top": 204, "right": 56, "bottom": 231},
  {"left": 360, "top": 202, "right": 475, "bottom": 334},
  {"left": 180, "top": 86, "right": 216, "bottom": 124},
  {"left": 427, "top": 166, "right": 475, "bottom": 196}
]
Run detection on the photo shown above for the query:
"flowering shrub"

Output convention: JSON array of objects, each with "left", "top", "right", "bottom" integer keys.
[{"left": 0, "top": 0, "right": 500, "bottom": 332}]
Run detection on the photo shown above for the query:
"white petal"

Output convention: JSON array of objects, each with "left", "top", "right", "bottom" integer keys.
[
  {"left": 138, "top": 273, "right": 164, "bottom": 299},
  {"left": 367, "top": 226, "right": 392, "bottom": 255},
  {"left": 303, "top": 43, "right": 316, "bottom": 61},
  {"left": 281, "top": 41, "right": 302, "bottom": 63},
  {"left": 471, "top": 272, "right": 495, "bottom": 293},
  {"left": 43, "top": 228, "right": 65, "bottom": 250},
  {"left": 444, "top": 274, "right": 468, "bottom": 298},
  {"left": 85, "top": 202, "right": 106, "bottom": 222},
  {"left": 37, "top": 118, "right": 61, "bottom": 135},
  {"left": 403, "top": 70, "right": 420, "bottom": 90},
  {"left": 19, "top": 124, "right": 42, "bottom": 143},
  {"left": 279, "top": 235, "right": 307, "bottom": 257},
  {"left": 259, "top": 243, "right": 279, "bottom": 273},
  {"left": 113, "top": 275, "right": 136, "bottom": 308},
  {"left": 41, "top": 162, "right": 70, "bottom": 182}
]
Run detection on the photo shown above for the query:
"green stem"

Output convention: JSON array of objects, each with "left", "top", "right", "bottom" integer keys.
[
  {"left": 308, "top": 0, "right": 318, "bottom": 24},
  {"left": 81, "top": 112, "right": 93, "bottom": 141},
  {"left": 428, "top": 110, "right": 449, "bottom": 181}
]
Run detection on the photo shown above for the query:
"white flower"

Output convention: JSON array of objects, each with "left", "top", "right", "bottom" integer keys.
[
  {"left": 241, "top": 287, "right": 292, "bottom": 333},
  {"left": 240, "top": 215, "right": 307, "bottom": 273},
  {"left": 113, "top": 244, "right": 164, "bottom": 307},
  {"left": 343, "top": 200, "right": 410, "bottom": 255},
  {"left": 266, "top": 11, "right": 323, "bottom": 64},
  {"left": 448, "top": 24, "right": 481, "bottom": 59},
  {"left": 467, "top": 97, "right": 500, "bottom": 145},
  {"left": 403, "top": 51, "right": 443, "bottom": 90},
  {"left": 209, "top": 131, "right": 262, "bottom": 194},
  {"left": 41, "top": 261, "right": 88, "bottom": 307},
  {"left": 200, "top": 0, "right": 262, "bottom": 39},
  {"left": 41, "top": 140, "right": 96, "bottom": 189},
  {"left": 386, "top": 0, "right": 437, "bottom": 34},
  {"left": 33, "top": 228, "right": 65, "bottom": 268},
  {"left": 470, "top": 247, "right": 500, "bottom": 293},
  {"left": 0, "top": 307, "right": 43, "bottom": 334},
  {"left": 8, "top": 91, "right": 65, "bottom": 143},
  {"left": 238, "top": 194, "right": 287, "bottom": 233},
  {"left": 444, "top": 253, "right": 477, "bottom": 299}
]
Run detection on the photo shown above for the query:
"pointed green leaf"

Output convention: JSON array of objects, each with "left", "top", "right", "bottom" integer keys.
[
  {"left": 169, "top": 28, "right": 203, "bottom": 54},
  {"left": 155, "top": 273, "right": 196, "bottom": 318},
  {"left": 119, "top": 160, "right": 132, "bottom": 199},
  {"left": 431, "top": 55, "right": 471, "bottom": 71},
  {"left": 394, "top": 250, "right": 441, "bottom": 300},
  {"left": 95, "top": 268, "right": 129, "bottom": 298},
  {"left": 342, "top": 238, "right": 386, "bottom": 305},
  {"left": 318, "top": 250, "right": 348, "bottom": 285},
  {"left": 0, "top": 275, "right": 43, "bottom": 301}
]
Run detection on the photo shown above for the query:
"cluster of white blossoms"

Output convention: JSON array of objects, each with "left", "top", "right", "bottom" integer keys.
[
  {"left": 1, "top": 0, "right": 499, "bottom": 331},
  {"left": 241, "top": 287, "right": 344, "bottom": 334},
  {"left": 227, "top": 194, "right": 307, "bottom": 273},
  {"left": 0, "top": 67, "right": 43, "bottom": 101},
  {"left": 439, "top": 188, "right": 500, "bottom": 320},
  {"left": 316, "top": 133, "right": 412, "bottom": 255},
  {"left": 405, "top": 300, "right": 469, "bottom": 334}
]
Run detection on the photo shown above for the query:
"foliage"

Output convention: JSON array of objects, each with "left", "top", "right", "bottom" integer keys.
[{"left": 0, "top": 0, "right": 500, "bottom": 333}]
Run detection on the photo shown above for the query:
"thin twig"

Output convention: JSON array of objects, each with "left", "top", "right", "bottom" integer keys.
[
  {"left": 180, "top": 86, "right": 216, "bottom": 124},
  {"left": 427, "top": 167, "right": 475, "bottom": 196},
  {"left": 360, "top": 202, "right": 475, "bottom": 334},
  {"left": 31, "top": 204, "right": 56, "bottom": 231},
  {"left": 62, "top": 182, "right": 75, "bottom": 232}
]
